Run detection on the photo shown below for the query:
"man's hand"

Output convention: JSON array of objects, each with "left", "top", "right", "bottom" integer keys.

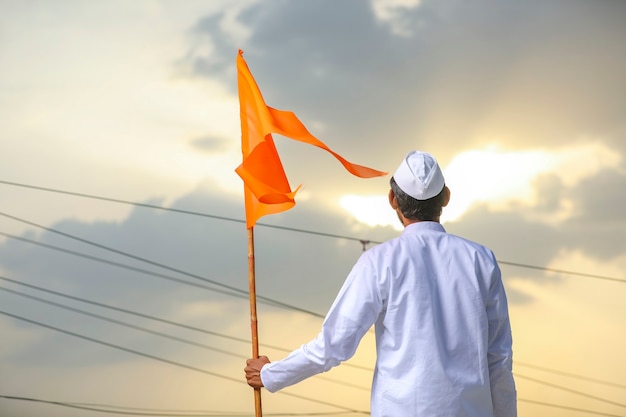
[{"left": 245, "top": 356, "right": 271, "bottom": 388}]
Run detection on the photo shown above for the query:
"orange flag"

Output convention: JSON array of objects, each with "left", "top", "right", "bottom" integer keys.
[{"left": 235, "top": 49, "right": 387, "bottom": 229}]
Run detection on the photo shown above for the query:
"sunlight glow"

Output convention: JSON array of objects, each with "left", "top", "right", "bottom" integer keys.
[
  {"left": 340, "top": 194, "right": 402, "bottom": 230},
  {"left": 443, "top": 143, "right": 621, "bottom": 222},
  {"left": 340, "top": 142, "right": 621, "bottom": 227}
]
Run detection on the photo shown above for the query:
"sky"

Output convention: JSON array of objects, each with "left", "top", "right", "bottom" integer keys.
[{"left": 1, "top": 0, "right": 625, "bottom": 416}]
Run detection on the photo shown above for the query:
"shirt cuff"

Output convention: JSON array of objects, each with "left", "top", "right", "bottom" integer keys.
[{"left": 260, "top": 362, "right": 279, "bottom": 393}]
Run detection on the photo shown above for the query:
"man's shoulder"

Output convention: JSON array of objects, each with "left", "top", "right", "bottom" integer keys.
[
  {"left": 448, "top": 232, "right": 495, "bottom": 254},
  {"left": 444, "top": 233, "right": 500, "bottom": 269}
]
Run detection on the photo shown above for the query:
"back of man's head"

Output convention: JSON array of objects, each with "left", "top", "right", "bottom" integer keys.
[{"left": 391, "top": 151, "right": 447, "bottom": 221}]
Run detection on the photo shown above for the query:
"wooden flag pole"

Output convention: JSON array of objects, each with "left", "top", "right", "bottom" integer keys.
[{"left": 247, "top": 226, "right": 263, "bottom": 417}]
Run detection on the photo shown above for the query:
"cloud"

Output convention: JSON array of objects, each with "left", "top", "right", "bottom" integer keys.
[
  {"left": 447, "top": 206, "right": 562, "bottom": 277},
  {"left": 0, "top": 180, "right": 387, "bottom": 366},
  {"left": 0, "top": 177, "right": 386, "bottom": 416},
  {"left": 561, "top": 168, "right": 626, "bottom": 258},
  {"left": 2, "top": 2, "right": 626, "bottom": 415},
  {"left": 182, "top": 0, "right": 626, "bottom": 174},
  {"left": 189, "top": 135, "right": 232, "bottom": 152},
  {"left": 443, "top": 142, "right": 622, "bottom": 222},
  {"left": 371, "top": 0, "right": 424, "bottom": 36}
]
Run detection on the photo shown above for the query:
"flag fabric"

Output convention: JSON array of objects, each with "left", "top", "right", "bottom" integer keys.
[{"left": 235, "top": 49, "right": 387, "bottom": 229}]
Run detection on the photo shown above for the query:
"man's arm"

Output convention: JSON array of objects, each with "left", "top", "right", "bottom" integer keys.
[
  {"left": 244, "top": 258, "right": 381, "bottom": 393},
  {"left": 486, "top": 262, "right": 517, "bottom": 417}
]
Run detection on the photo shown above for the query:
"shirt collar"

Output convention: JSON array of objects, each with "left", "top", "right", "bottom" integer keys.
[{"left": 402, "top": 221, "right": 446, "bottom": 235}]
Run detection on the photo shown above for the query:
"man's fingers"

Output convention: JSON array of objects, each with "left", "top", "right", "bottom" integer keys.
[{"left": 244, "top": 356, "right": 269, "bottom": 388}]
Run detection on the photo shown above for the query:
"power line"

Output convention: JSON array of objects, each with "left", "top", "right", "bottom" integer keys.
[
  {"left": 5, "top": 280, "right": 626, "bottom": 408},
  {"left": 0, "top": 275, "right": 289, "bottom": 352},
  {"left": 515, "top": 373, "right": 626, "bottom": 409},
  {"left": 8, "top": 225, "right": 623, "bottom": 382},
  {"left": 0, "top": 212, "right": 325, "bottom": 318},
  {"left": 0, "top": 395, "right": 357, "bottom": 416},
  {"left": 8, "top": 268, "right": 621, "bottom": 387},
  {"left": 518, "top": 398, "right": 625, "bottom": 417},
  {"left": 0, "top": 231, "right": 325, "bottom": 317},
  {"left": 3, "top": 223, "right": 625, "bottom": 388},
  {"left": 6, "top": 280, "right": 626, "bottom": 414},
  {"left": 0, "top": 286, "right": 244, "bottom": 359},
  {"left": 1, "top": 179, "right": 624, "bottom": 283},
  {"left": 9, "top": 275, "right": 624, "bottom": 387},
  {"left": 0, "top": 179, "right": 365, "bottom": 243},
  {"left": 516, "top": 361, "right": 626, "bottom": 390},
  {"left": 2, "top": 182, "right": 626, "bottom": 413},
  {"left": 0, "top": 394, "right": 240, "bottom": 416},
  {"left": 0, "top": 284, "right": 370, "bottom": 392},
  {"left": 3, "top": 302, "right": 623, "bottom": 415},
  {"left": 0, "top": 231, "right": 249, "bottom": 301},
  {"left": 0, "top": 310, "right": 369, "bottom": 414},
  {"left": 3, "top": 216, "right": 625, "bottom": 399},
  {"left": 0, "top": 310, "right": 242, "bottom": 382},
  {"left": 0, "top": 275, "right": 370, "bottom": 372},
  {"left": 5, "top": 395, "right": 623, "bottom": 417},
  {"left": 497, "top": 261, "right": 626, "bottom": 284}
]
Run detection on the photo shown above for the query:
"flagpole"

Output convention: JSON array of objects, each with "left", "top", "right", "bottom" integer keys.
[{"left": 247, "top": 226, "right": 263, "bottom": 417}]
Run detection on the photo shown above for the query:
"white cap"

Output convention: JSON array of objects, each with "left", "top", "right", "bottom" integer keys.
[{"left": 393, "top": 151, "right": 445, "bottom": 200}]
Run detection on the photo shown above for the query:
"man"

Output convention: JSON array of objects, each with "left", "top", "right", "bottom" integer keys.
[{"left": 245, "top": 151, "right": 517, "bottom": 417}]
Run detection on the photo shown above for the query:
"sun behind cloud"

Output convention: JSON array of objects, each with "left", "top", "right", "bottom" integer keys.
[{"left": 340, "top": 143, "right": 621, "bottom": 227}]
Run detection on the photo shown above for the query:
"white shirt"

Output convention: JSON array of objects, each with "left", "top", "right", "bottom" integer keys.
[{"left": 261, "top": 221, "right": 517, "bottom": 417}]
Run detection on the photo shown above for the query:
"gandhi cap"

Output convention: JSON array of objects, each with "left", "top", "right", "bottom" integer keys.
[{"left": 393, "top": 151, "right": 445, "bottom": 200}]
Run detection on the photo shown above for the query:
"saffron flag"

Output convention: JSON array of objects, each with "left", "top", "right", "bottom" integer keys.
[{"left": 235, "top": 49, "right": 387, "bottom": 228}]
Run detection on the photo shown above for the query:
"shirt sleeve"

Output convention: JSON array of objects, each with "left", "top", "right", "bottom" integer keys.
[
  {"left": 486, "top": 258, "right": 518, "bottom": 417},
  {"left": 261, "top": 257, "right": 381, "bottom": 393}
]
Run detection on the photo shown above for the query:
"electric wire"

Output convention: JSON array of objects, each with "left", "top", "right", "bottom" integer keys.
[
  {"left": 4, "top": 215, "right": 625, "bottom": 399},
  {"left": 0, "top": 211, "right": 325, "bottom": 318},
  {"left": 3, "top": 395, "right": 623, "bottom": 417},
  {"left": 2, "top": 287, "right": 623, "bottom": 413},
  {"left": 515, "top": 373, "right": 626, "bottom": 409},
  {"left": 0, "top": 310, "right": 370, "bottom": 414},
  {"left": 14, "top": 220, "right": 622, "bottom": 386},
  {"left": 1, "top": 179, "right": 624, "bottom": 283},
  {"left": 7, "top": 275, "right": 622, "bottom": 386},
  {"left": 0, "top": 395, "right": 356, "bottom": 416},
  {"left": 3, "top": 217, "right": 625, "bottom": 401},
  {"left": 2, "top": 181, "right": 625, "bottom": 414},
  {"left": 0, "top": 285, "right": 370, "bottom": 392},
  {"left": 496, "top": 261, "right": 626, "bottom": 284},
  {"left": 0, "top": 275, "right": 289, "bottom": 352},
  {"left": 0, "top": 221, "right": 620, "bottom": 390},
  {"left": 0, "top": 231, "right": 249, "bottom": 301},
  {"left": 0, "top": 231, "right": 325, "bottom": 317},
  {"left": 0, "top": 395, "right": 243, "bottom": 416},
  {"left": 4, "top": 280, "right": 625, "bottom": 408},
  {"left": 0, "top": 311, "right": 241, "bottom": 382},
  {"left": 516, "top": 361, "right": 626, "bottom": 390},
  {"left": 0, "top": 179, "right": 366, "bottom": 243},
  {"left": 518, "top": 398, "right": 625, "bottom": 417},
  {"left": 0, "top": 275, "right": 372, "bottom": 371},
  {"left": 0, "top": 285, "right": 244, "bottom": 358}
]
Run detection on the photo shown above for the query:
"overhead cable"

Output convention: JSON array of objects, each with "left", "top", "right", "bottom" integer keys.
[
  {"left": 515, "top": 373, "right": 626, "bottom": 409},
  {"left": 0, "top": 211, "right": 325, "bottom": 318},
  {"left": 0, "top": 285, "right": 369, "bottom": 391},
  {"left": 0, "top": 179, "right": 623, "bottom": 283},
  {"left": 0, "top": 310, "right": 369, "bottom": 414},
  {"left": 0, "top": 395, "right": 357, "bottom": 416}
]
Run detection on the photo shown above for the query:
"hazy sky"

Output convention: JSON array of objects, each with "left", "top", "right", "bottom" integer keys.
[{"left": 1, "top": 1, "right": 625, "bottom": 416}]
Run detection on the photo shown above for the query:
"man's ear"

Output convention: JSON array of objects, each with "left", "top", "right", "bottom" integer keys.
[
  {"left": 442, "top": 186, "right": 451, "bottom": 207},
  {"left": 388, "top": 188, "right": 398, "bottom": 209}
]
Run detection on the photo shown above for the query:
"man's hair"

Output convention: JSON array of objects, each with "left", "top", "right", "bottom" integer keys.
[{"left": 390, "top": 177, "right": 446, "bottom": 221}]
